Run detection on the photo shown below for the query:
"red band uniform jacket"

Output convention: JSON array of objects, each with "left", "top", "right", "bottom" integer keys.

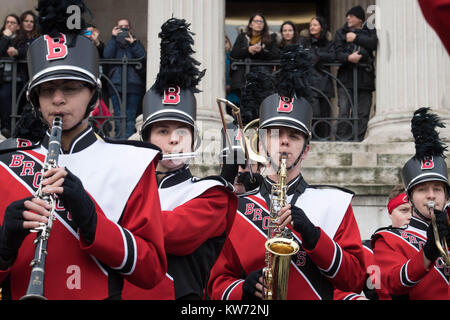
[
  {"left": 123, "top": 166, "right": 237, "bottom": 300},
  {"left": 334, "top": 240, "right": 391, "bottom": 300},
  {"left": 372, "top": 216, "right": 449, "bottom": 299},
  {"left": 208, "top": 176, "right": 366, "bottom": 300},
  {"left": 0, "top": 128, "right": 166, "bottom": 299}
]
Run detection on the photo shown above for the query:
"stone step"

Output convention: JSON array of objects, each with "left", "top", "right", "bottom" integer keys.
[
  {"left": 301, "top": 166, "right": 402, "bottom": 186},
  {"left": 304, "top": 152, "right": 413, "bottom": 168}
]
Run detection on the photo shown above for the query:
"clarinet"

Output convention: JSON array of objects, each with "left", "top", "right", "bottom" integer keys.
[{"left": 20, "top": 116, "right": 63, "bottom": 300}]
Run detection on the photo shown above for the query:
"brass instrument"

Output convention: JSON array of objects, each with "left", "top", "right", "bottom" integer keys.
[
  {"left": 21, "top": 116, "right": 63, "bottom": 300},
  {"left": 216, "top": 98, "right": 265, "bottom": 185},
  {"left": 263, "top": 153, "right": 299, "bottom": 300},
  {"left": 217, "top": 98, "right": 299, "bottom": 299},
  {"left": 216, "top": 98, "right": 267, "bottom": 165},
  {"left": 427, "top": 201, "right": 450, "bottom": 265}
]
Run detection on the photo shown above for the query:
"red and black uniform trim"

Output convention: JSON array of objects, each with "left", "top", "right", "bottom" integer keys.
[
  {"left": 0, "top": 127, "right": 166, "bottom": 300},
  {"left": 208, "top": 175, "right": 366, "bottom": 300},
  {"left": 372, "top": 217, "right": 449, "bottom": 299}
]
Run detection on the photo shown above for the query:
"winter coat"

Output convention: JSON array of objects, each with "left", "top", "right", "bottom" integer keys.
[
  {"left": 103, "top": 36, "right": 146, "bottom": 95},
  {"left": 229, "top": 32, "right": 280, "bottom": 92},
  {"left": 0, "top": 34, "right": 16, "bottom": 83},
  {"left": 299, "top": 30, "right": 336, "bottom": 98},
  {"left": 335, "top": 23, "right": 377, "bottom": 91}
]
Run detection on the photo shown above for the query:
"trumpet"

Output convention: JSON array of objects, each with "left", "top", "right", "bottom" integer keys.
[
  {"left": 21, "top": 116, "right": 63, "bottom": 300},
  {"left": 427, "top": 201, "right": 450, "bottom": 265},
  {"left": 263, "top": 152, "right": 299, "bottom": 300}
]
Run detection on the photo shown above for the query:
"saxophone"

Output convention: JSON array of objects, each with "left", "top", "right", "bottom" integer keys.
[
  {"left": 20, "top": 116, "right": 63, "bottom": 300},
  {"left": 263, "top": 152, "right": 299, "bottom": 300}
]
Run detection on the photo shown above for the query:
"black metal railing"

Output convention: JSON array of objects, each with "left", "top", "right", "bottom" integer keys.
[
  {"left": 1, "top": 56, "right": 371, "bottom": 142},
  {"left": 230, "top": 58, "right": 371, "bottom": 142},
  {"left": 0, "top": 56, "right": 145, "bottom": 139}
]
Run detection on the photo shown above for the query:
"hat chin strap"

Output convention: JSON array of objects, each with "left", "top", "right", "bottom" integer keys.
[
  {"left": 410, "top": 199, "right": 431, "bottom": 223},
  {"left": 262, "top": 138, "right": 309, "bottom": 172}
]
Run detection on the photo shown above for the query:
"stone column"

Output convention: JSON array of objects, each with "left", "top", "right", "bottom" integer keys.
[
  {"left": 147, "top": 0, "right": 226, "bottom": 168},
  {"left": 366, "top": 0, "right": 450, "bottom": 144}
]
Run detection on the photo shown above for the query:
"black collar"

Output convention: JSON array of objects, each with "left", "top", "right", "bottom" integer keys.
[
  {"left": 41, "top": 126, "right": 97, "bottom": 154},
  {"left": 409, "top": 216, "right": 429, "bottom": 231},
  {"left": 260, "top": 174, "right": 308, "bottom": 206},
  {"left": 158, "top": 165, "right": 193, "bottom": 189}
]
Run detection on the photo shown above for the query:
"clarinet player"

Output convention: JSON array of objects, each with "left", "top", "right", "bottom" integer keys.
[
  {"left": 0, "top": 0, "right": 166, "bottom": 299},
  {"left": 207, "top": 45, "right": 366, "bottom": 300}
]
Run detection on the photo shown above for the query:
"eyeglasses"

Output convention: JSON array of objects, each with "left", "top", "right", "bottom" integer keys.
[
  {"left": 38, "top": 82, "right": 89, "bottom": 98},
  {"left": 6, "top": 20, "right": 18, "bottom": 25},
  {"left": 252, "top": 19, "right": 264, "bottom": 24}
]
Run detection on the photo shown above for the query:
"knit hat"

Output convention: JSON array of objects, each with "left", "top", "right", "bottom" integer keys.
[{"left": 346, "top": 5, "right": 366, "bottom": 21}]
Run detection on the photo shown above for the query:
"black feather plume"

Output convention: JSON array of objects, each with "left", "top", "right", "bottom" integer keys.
[
  {"left": 12, "top": 104, "right": 47, "bottom": 142},
  {"left": 36, "top": 0, "right": 88, "bottom": 37},
  {"left": 151, "top": 18, "right": 205, "bottom": 95},
  {"left": 277, "top": 44, "right": 312, "bottom": 99},
  {"left": 411, "top": 107, "right": 447, "bottom": 160},
  {"left": 240, "top": 69, "right": 276, "bottom": 125}
]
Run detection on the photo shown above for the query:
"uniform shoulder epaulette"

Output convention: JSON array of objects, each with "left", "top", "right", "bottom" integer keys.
[
  {"left": 309, "top": 184, "right": 355, "bottom": 195},
  {"left": 0, "top": 138, "right": 40, "bottom": 154},
  {"left": 237, "top": 186, "right": 260, "bottom": 198},
  {"left": 103, "top": 137, "right": 162, "bottom": 157},
  {"left": 193, "top": 175, "right": 234, "bottom": 191}
]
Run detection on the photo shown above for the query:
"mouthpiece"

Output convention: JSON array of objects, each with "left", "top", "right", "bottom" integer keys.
[{"left": 427, "top": 201, "right": 435, "bottom": 209}]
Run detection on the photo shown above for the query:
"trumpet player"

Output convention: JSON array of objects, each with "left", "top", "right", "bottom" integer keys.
[
  {"left": 122, "top": 18, "right": 237, "bottom": 300},
  {"left": 208, "top": 45, "right": 366, "bottom": 300},
  {"left": 0, "top": 0, "right": 167, "bottom": 299},
  {"left": 372, "top": 108, "right": 450, "bottom": 300}
]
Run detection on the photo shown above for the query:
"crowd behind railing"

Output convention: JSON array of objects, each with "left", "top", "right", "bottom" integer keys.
[
  {"left": 1, "top": 6, "right": 377, "bottom": 142},
  {"left": 0, "top": 12, "right": 147, "bottom": 140},
  {"left": 225, "top": 8, "right": 377, "bottom": 142}
]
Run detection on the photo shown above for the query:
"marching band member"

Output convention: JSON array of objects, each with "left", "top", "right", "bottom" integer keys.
[
  {"left": 372, "top": 108, "right": 450, "bottom": 299},
  {"left": 123, "top": 18, "right": 237, "bottom": 300},
  {"left": 0, "top": 0, "right": 166, "bottom": 299},
  {"left": 335, "top": 185, "right": 411, "bottom": 300},
  {"left": 207, "top": 45, "right": 366, "bottom": 300}
]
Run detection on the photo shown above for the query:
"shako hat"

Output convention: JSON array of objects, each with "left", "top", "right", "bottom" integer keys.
[{"left": 402, "top": 107, "right": 449, "bottom": 196}]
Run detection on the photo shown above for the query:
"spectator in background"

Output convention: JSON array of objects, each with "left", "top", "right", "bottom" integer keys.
[
  {"left": 335, "top": 5, "right": 377, "bottom": 142},
  {"left": 225, "top": 35, "right": 240, "bottom": 112},
  {"left": 0, "top": 14, "right": 20, "bottom": 138},
  {"left": 277, "top": 20, "right": 300, "bottom": 49},
  {"left": 103, "top": 18, "right": 146, "bottom": 138},
  {"left": 83, "top": 24, "right": 112, "bottom": 136},
  {"left": 11, "top": 10, "right": 40, "bottom": 114},
  {"left": 299, "top": 16, "right": 335, "bottom": 140},
  {"left": 229, "top": 13, "right": 279, "bottom": 110},
  {"left": 84, "top": 24, "right": 105, "bottom": 57}
]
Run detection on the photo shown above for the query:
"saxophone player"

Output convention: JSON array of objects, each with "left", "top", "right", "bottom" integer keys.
[
  {"left": 0, "top": 0, "right": 166, "bottom": 299},
  {"left": 208, "top": 45, "right": 366, "bottom": 300}
]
